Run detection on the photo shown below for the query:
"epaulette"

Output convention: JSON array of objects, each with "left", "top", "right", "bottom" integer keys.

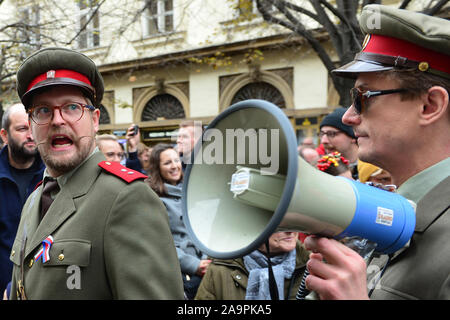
[{"left": 98, "top": 161, "right": 147, "bottom": 183}]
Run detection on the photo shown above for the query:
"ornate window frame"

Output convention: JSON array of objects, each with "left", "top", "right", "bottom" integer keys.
[
  {"left": 219, "top": 68, "right": 293, "bottom": 111},
  {"left": 133, "top": 82, "right": 189, "bottom": 124}
]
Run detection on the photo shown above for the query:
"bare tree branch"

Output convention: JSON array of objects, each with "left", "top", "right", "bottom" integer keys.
[{"left": 422, "top": 0, "right": 449, "bottom": 15}]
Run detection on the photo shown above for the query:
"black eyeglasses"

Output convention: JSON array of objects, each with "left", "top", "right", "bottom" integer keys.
[
  {"left": 28, "top": 102, "right": 96, "bottom": 125},
  {"left": 318, "top": 130, "right": 342, "bottom": 139},
  {"left": 350, "top": 88, "right": 407, "bottom": 114}
]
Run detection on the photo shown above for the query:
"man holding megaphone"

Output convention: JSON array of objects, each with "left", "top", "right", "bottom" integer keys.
[
  {"left": 304, "top": 5, "right": 450, "bottom": 300},
  {"left": 182, "top": 4, "right": 448, "bottom": 301}
]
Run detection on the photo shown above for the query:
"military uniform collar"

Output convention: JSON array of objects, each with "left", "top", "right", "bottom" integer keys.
[
  {"left": 414, "top": 176, "right": 450, "bottom": 233},
  {"left": 42, "top": 147, "right": 99, "bottom": 190},
  {"left": 397, "top": 157, "right": 450, "bottom": 205}
]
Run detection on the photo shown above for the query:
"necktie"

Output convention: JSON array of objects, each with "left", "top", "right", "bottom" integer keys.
[{"left": 40, "top": 178, "right": 59, "bottom": 220}]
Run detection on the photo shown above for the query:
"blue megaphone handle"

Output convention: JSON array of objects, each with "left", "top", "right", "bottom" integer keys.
[{"left": 337, "top": 179, "right": 416, "bottom": 254}]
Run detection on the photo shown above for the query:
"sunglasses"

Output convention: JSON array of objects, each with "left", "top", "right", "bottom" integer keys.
[{"left": 350, "top": 88, "right": 407, "bottom": 114}]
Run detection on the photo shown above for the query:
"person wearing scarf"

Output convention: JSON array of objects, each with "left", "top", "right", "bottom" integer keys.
[{"left": 195, "top": 231, "right": 310, "bottom": 300}]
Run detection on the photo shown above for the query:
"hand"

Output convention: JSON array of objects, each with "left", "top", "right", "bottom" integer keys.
[
  {"left": 196, "top": 259, "right": 212, "bottom": 277},
  {"left": 303, "top": 236, "right": 369, "bottom": 300},
  {"left": 126, "top": 124, "right": 140, "bottom": 153}
]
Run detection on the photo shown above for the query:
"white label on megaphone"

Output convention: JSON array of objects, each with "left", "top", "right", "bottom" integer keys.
[
  {"left": 375, "top": 207, "right": 394, "bottom": 226},
  {"left": 230, "top": 170, "right": 250, "bottom": 195}
]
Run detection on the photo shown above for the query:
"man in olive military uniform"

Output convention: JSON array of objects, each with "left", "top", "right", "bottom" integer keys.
[
  {"left": 304, "top": 5, "right": 450, "bottom": 299},
  {"left": 9, "top": 47, "right": 184, "bottom": 299}
]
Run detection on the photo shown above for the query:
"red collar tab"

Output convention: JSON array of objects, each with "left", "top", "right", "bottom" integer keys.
[
  {"left": 98, "top": 161, "right": 147, "bottom": 183},
  {"left": 363, "top": 34, "right": 450, "bottom": 75},
  {"left": 27, "top": 69, "right": 92, "bottom": 92}
]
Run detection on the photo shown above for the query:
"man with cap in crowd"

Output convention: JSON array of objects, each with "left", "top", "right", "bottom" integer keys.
[
  {"left": 304, "top": 5, "right": 449, "bottom": 299},
  {"left": 9, "top": 47, "right": 184, "bottom": 299},
  {"left": 319, "top": 107, "right": 359, "bottom": 179}
]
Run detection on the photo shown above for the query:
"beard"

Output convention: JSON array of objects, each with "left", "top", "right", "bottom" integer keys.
[
  {"left": 8, "top": 136, "right": 38, "bottom": 164},
  {"left": 38, "top": 134, "right": 95, "bottom": 176}
]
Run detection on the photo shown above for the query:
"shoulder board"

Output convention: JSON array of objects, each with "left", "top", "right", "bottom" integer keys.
[
  {"left": 34, "top": 180, "right": 43, "bottom": 191},
  {"left": 98, "top": 161, "right": 147, "bottom": 183}
]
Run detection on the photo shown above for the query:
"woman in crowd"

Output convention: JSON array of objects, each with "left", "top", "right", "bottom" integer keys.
[{"left": 147, "top": 143, "right": 210, "bottom": 299}]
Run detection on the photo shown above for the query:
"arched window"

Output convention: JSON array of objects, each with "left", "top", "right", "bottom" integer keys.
[
  {"left": 230, "top": 82, "right": 286, "bottom": 108},
  {"left": 141, "top": 93, "right": 185, "bottom": 121},
  {"left": 98, "top": 105, "right": 111, "bottom": 124}
]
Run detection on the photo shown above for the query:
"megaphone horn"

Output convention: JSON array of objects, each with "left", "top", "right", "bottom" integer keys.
[{"left": 182, "top": 99, "right": 415, "bottom": 260}]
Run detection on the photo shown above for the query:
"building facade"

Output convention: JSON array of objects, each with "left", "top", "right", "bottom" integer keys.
[{"left": 0, "top": 0, "right": 351, "bottom": 146}]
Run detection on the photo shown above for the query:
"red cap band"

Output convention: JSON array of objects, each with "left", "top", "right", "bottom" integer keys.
[
  {"left": 26, "top": 69, "right": 92, "bottom": 92},
  {"left": 363, "top": 34, "right": 450, "bottom": 75}
]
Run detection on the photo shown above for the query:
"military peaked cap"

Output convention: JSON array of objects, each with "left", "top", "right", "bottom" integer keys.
[
  {"left": 332, "top": 5, "right": 450, "bottom": 79},
  {"left": 16, "top": 47, "right": 104, "bottom": 109}
]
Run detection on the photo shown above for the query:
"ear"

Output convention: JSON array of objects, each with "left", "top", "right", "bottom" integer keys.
[
  {"left": 419, "top": 86, "right": 449, "bottom": 125},
  {"left": 92, "top": 108, "right": 100, "bottom": 133},
  {"left": 0, "top": 128, "right": 8, "bottom": 145}
]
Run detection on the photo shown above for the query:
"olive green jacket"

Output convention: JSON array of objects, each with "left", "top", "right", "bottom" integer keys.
[
  {"left": 195, "top": 241, "right": 310, "bottom": 300},
  {"left": 368, "top": 176, "right": 450, "bottom": 299},
  {"left": 9, "top": 151, "right": 184, "bottom": 300}
]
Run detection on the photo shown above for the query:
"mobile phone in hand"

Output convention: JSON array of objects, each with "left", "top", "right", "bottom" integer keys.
[{"left": 130, "top": 125, "right": 139, "bottom": 136}]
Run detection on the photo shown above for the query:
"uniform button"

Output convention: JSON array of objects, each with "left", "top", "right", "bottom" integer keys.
[
  {"left": 235, "top": 275, "right": 242, "bottom": 280},
  {"left": 28, "top": 259, "right": 34, "bottom": 268},
  {"left": 127, "top": 171, "right": 134, "bottom": 174},
  {"left": 121, "top": 169, "right": 127, "bottom": 172},
  {"left": 11, "top": 250, "right": 15, "bottom": 257},
  {"left": 105, "top": 161, "right": 111, "bottom": 165},
  {"left": 58, "top": 254, "right": 65, "bottom": 261}
]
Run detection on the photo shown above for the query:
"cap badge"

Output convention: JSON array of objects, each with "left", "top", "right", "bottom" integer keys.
[
  {"left": 418, "top": 62, "right": 429, "bottom": 72},
  {"left": 46, "top": 70, "right": 56, "bottom": 79},
  {"left": 362, "top": 34, "right": 371, "bottom": 50}
]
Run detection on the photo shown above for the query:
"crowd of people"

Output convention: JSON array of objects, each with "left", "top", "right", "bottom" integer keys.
[{"left": 0, "top": 4, "right": 448, "bottom": 300}]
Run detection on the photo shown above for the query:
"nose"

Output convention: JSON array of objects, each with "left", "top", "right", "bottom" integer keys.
[
  {"left": 342, "top": 106, "right": 360, "bottom": 126},
  {"left": 50, "top": 107, "right": 66, "bottom": 126},
  {"left": 320, "top": 134, "right": 330, "bottom": 144},
  {"left": 110, "top": 154, "right": 122, "bottom": 163},
  {"left": 170, "top": 161, "right": 178, "bottom": 169},
  {"left": 25, "top": 128, "right": 34, "bottom": 141}
]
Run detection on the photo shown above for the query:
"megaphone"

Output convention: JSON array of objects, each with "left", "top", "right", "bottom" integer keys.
[{"left": 182, "top": 99, "right": 415, "bottom": 259}]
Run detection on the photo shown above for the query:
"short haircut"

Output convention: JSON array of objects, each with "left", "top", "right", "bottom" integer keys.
[
  {"left": 96, "top": 134, "right": 118, "bottom": 148},
  {"left": 383, "top": 69, "right": 450, "bottom": 102},
  {"left": 1, "top": 103, "right": 26, "bottom": 133},
  {"left": 179, "top": 120, "right": 204, "bottom": 132}
]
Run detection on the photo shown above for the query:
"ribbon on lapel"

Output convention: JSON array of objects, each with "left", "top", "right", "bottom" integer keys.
[{"left": 34, "top": 236, "right": 54, "bottom": 263}]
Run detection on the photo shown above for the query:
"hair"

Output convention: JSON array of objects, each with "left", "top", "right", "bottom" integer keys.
[
  {"left": 147, "top": 143, "right": 183, "bottom": 196},
  {"left": 95, "top": 134, "right": 120, "bottom": 153},
  {"left": 136, "top": 142, "right": 148, "bottom": 156},
  {"left": 383, "top": 69, "right": 450, "bottom": 103},
  {"left": 179, "top": 120, "right": 203, "bottom": 130},
  {"left": 179, "top": 120, "right": 204, "bottom": 136},
  {"left": 96, "top": 133, "right": 117, "bottom": 145},
  {"left": 1, "top": 103, "right": 25, "bottom": 133}
]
